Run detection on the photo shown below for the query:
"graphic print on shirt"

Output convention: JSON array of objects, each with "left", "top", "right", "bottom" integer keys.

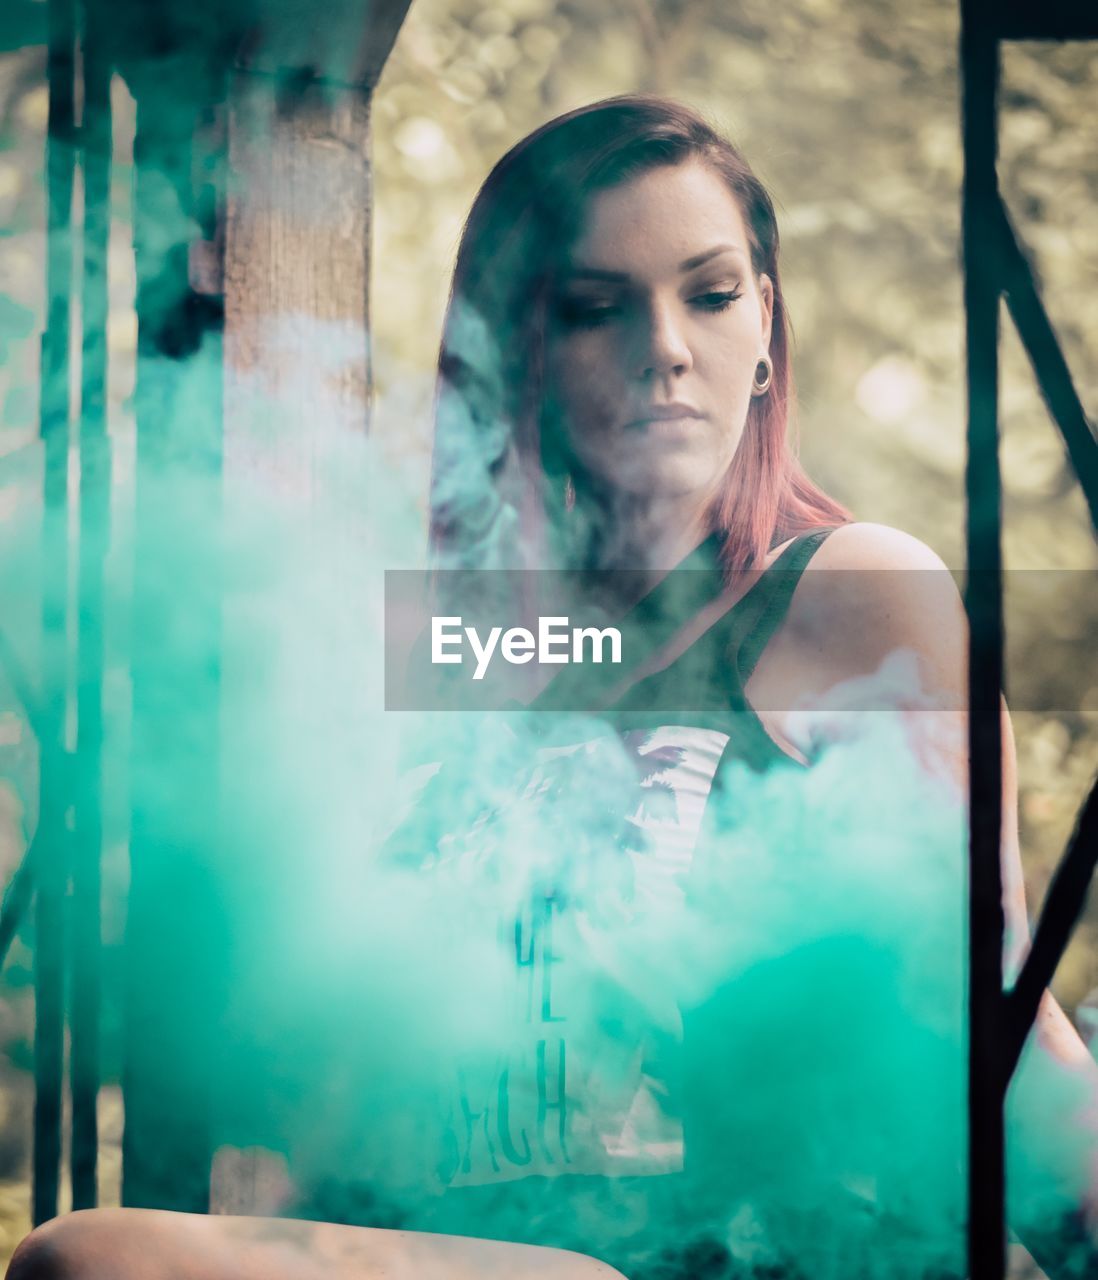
[{"left": 426, "top": 724, "right": 731, "bottom": 1188}]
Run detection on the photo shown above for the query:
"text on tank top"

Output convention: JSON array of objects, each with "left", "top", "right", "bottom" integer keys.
[{"left": 389, "top": 527, "right": 838, "bottom": 1190}]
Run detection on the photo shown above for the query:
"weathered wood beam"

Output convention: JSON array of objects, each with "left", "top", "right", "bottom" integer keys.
[
  {"left": 224, "top": 77, "right": 373, "bottom": 453},
  {"left": 214, "top": 0, "right": 409, "bottom": 1208},
  {"left": 99, "top": 0, "right": 412, "bottom": 1214},
  {"left": 224, "top": 0, "right": 412, "bottom": 466},
  {"left": 235, "top": 0, "right": 412, "bottom": 93}
]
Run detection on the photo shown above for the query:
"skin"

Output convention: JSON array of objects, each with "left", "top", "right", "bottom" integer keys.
[
  {"left": 5, "top": 1210, "right": 627, "bottom": 1280},
  {"left": 9, "top": 159, "right": 1096, "bottom": 1279},
  {"left": 543, "top": 157, "right": 1098, "bottom": 1265},
  {"left": 539, "top": 160, "right": 1090, "bottom": 1092},
  {"left": 756, "top": 523, "right": 1098, "bottom": 1270},
  {"left": 545, "top": 159, "right": 772, "bottom": 576}
]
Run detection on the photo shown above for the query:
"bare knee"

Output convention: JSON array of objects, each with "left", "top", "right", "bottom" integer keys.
[
  {"left": 7, "top": 1215, "right": 85, "bottom": 1280},
  {"left": 6, "top": 1211, "right": 164, "bottom": 1280}
]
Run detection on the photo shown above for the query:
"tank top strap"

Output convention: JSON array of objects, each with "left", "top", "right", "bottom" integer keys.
[{"left": 731, "top": 526, "right": 840, "bottom": 685}]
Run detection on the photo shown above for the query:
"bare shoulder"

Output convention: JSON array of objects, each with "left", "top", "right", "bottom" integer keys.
[
  {"left": 807, "top": 521, "right": 953, "bottom": 573},
  {"left": 781, "top": 522, "right": 966, "bottom": 699}
]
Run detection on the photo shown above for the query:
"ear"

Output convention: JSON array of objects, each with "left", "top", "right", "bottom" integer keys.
[{"left": 758, "top": 272, "right": 774, "bottom": 349}]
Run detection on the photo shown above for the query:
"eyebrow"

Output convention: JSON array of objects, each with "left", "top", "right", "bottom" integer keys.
[
  {"left": 563, "top": 244, "right": 745, "bottom": 282},
  {"left": 680, "top": 244, "right": 744, "bottom": 271}
]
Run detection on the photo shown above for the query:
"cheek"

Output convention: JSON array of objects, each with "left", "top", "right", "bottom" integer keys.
[
  {"left": 711, "top": 309, "right": 763, "bottom": 366},
  {"left": 545, "top": 341, "right": 617, "bottom": 432},
  {"left": 706, "top": 323, "right": 763, "bottom": 399},
  {"left": 721, "top": 358, "right": 757, "bottom": 410}
]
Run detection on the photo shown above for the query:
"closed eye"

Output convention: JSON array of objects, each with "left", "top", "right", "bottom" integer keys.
[
  {"left": 691, "top": 288, "right": 743, "bottom": 312},
  {"left": 555, "top": 298, "right": 622, "bottom": 328},
  {"left": 555, "top": 286, "right": 744, "bottom": 328}
]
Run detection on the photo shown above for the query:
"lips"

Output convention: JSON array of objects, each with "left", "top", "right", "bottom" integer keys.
[{"left": 624, "top": 404, "right": 704, "bottom": 428}]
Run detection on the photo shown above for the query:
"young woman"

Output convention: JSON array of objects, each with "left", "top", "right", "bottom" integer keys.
[{"left": 9, "top": 95, "right": 1097, "bottom": 1280}]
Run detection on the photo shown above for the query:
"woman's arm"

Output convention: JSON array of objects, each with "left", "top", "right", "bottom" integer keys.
[
  {"left": 766, "top": 522, "right": 1098, "bottom": 1268},
  {"left": 6, "top": 1209, "right": 628, "bottom": 1280}
]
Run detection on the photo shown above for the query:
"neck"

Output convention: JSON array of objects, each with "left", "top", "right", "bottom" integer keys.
[{"left": 579, "top": 485, "right": 716, "bottom": 582}]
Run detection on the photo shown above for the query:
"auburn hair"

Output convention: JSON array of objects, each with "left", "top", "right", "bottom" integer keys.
[{"left": 429, "top": 95, "right": 850, "bottom": 573}]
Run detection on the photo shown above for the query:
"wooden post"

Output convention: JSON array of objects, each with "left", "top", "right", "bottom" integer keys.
[
  {"left": 212, "top": 0, "right": 411, "bottom": 1212},
  {"left": 223, "top": 76, "right": 373, "bottom": 493},
  {"left": 223, "top": 0, "right": 412, "bottom": 473}
]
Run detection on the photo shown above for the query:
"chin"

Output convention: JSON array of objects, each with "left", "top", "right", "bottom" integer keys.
[{"left": 614, "top": 456, "right": 725, "bottom": 501}]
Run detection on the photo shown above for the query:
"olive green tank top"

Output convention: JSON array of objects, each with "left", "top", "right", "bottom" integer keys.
[{"left": 305, "top": 527, "right": 840, "bottom": 1276}]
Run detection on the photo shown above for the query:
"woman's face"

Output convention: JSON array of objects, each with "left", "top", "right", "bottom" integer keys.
[{"left": 544, "top": 160, "right": 773, "bottom": 507}]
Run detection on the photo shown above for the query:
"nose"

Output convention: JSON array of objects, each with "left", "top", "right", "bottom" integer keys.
[{"left": 633, "top": 299, "right": 693, "bottom": 380}]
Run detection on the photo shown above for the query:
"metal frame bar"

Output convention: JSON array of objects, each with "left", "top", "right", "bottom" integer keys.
[
  {"left": 12, "top": 0, "right": 1096, "bottom": 1259},
  {"left": 0, "top": 629, "right": 49, "bottom": 969},
  {"left": 121, "top": 70, "right": 225, "bottom": 1214},
  {"left": 33, "top": 0, "right": 78, "bottom": 1230},
  {"left": 961, "top": 3, "right": 1098, "bottom": 1276},
  {"left": 996, "top": 0, "right": 1098, "bottom": 41},
  {"left": 1004, "top": 780, "right": 1098, "bottom": 1073},
  {"left": 7, "top": 0, "right": 420, "bottom": 1228},
  {"left": 0, "top": 847, "right": 36, "bottom": 970},
  {"left": 961, "top": 1, "right": 1007, "bottom": 1272},
  {"left": 18, "top": 0, "right": 115, "bottom": 1220},
  {"left": 995, "top": 204, "right": 1098, "bottom": 538},
  {"left": 70, "top": 0, "right": 113, "bottom": 1211}
]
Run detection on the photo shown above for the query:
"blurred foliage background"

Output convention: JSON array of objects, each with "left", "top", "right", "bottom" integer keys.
[
  {"left": 367, "top": 0, "right": 1098, "bottom": 1002},
  {"left": 0, "top": 0, "right": 1096, "bottom": 1264}
]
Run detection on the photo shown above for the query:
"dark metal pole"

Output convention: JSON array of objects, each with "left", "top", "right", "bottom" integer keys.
[
  {"left": 1003, "top": 776, "right": 1098, "bottom": 1073},
  {"left": 0, "top": 639, "right": 47, "bottom": 966},
  {"left": 960, "top": 0, "right": 1006, "bottom": 1275},
  {"left": 70, "top": 0, "right": 113, "bottom": 1212},
  {"left": 34, "top": 0, "right": 78, "bottom": 1229},
  {"left": 996, "top": 203, "right": 1098, "bottom": 539},
  {"left": 122, "top": 76, "right": 223, "bottom": 1214},
  {"left": 0, "top": 849, "right": 36, "bottom": 969}
]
